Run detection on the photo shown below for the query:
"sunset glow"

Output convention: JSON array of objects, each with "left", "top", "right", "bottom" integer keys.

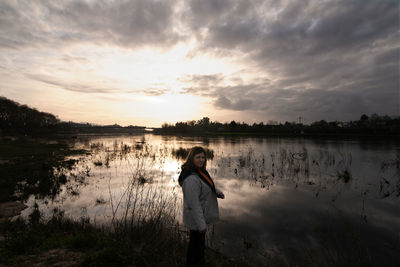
[{"left": 0, "top": 0, "right": 397, "bottom": 127}]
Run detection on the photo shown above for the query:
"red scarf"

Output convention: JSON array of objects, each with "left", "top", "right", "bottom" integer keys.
[{"left": 197, "top": 168, "right": 215, "bottom": 189}]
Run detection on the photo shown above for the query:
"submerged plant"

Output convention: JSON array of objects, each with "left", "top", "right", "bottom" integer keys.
[
  {"left": 337, "top": 169, "right": 351, "bottom": 183},
  {"left": 378, "top": 154, "right": 400, "bottom": 198}
]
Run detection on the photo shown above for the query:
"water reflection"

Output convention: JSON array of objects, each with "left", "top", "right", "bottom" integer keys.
[
  {"left": 24, "top": 134, "right": 400, "bottom": 265},
  {"left": 213, "top": 179, "right": 400, "bottom": 266}
]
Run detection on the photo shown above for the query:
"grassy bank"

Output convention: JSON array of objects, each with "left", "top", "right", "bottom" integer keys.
[
  {"left": 0, "top": 207, "right": 247, "bottom": 267},
  {"left": 0, "top": 207, "right": 183, "bottom": 266}
]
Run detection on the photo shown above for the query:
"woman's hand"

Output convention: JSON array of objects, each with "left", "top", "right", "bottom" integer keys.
[{"left": 217, "top": 192, "right": 225, "bottom": 199}]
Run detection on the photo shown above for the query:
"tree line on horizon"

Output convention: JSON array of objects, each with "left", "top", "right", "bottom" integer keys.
[
  {"left": 1, "top": 96, "right": 399, "bottom": 137},
  {"left": 157, "top": 115, "right": 400, "bottom": 136},
  {"left": 0, "top": 96, "right": 60, "bottom": 135},
  {"left": 0, "top": 96, "right": 144, "bottom": 136}
]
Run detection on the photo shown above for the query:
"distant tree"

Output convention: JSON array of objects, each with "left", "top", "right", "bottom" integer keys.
[
  {"left": 328, "top": 121, "right": 340, "bottom": 127},
  {"left": 197, "top": 117, "right": 210, "bottom": 127},
  {"left": 360, "top": 114, "right": 369, "bottom": 121},
  {"left": 311, "top": 120, "right": 328, "bottom": 127},
  {"left": 370, "top": 113, "right": 380, "bottom": 121},
  {"left": 229, "top": 120, "right": 237, "bottom": 128}
]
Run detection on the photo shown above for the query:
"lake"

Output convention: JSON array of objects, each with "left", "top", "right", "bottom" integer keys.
[{"left": 22, "top": 134, "right": 400, "bottom": 266}]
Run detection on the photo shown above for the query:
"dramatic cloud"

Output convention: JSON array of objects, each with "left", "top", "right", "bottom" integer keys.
[
  {"left": 0, "top": 0, "right": 397, "bottom": 126},
  {"left": 0, "top": 0, "right": 182, "bottom": 50},
  {"left": 181, "top": 0, "right": 399, "bottom": 121}
]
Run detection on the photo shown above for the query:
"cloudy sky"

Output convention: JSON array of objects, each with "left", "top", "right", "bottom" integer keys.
[{"left": 0, "top": 0, "right": 398, "bottom": 127}]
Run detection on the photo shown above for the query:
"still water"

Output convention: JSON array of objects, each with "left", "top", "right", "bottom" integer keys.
[{"left": 24, "top": 134, "right": 400, "bottom": 265}]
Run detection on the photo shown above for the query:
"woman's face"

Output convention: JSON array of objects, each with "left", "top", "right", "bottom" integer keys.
[{"left": 193, "top": 152, "right": 205, "bottom": 169}]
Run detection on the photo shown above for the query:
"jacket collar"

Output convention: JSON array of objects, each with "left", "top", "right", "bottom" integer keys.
[{"left": 178, "top": 167, "right": 216, "bottom": 192}]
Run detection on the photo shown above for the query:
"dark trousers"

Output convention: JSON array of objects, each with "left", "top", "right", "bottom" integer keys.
[{"left": 186, "top": 230, "right": 205, "bottom": 267}]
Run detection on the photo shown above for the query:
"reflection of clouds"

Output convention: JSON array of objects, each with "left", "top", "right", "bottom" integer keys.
[
  {"left": 32, "top": 135, "right": 399, "bottom": 265},
  {"left": 212, "top": 182, "right": 323, "bottom": 262},
  {"left": 217, "top": 178, "right": 267, "bottom": 219},
  {"left": 219, "top": 181, "right": 318, "bottom": 226},
  {"left": 351, "top": 194, "right": 400, "bottom": 232},
  {"left": 214, "top": 181, "right": 400, "bottom": 264}
]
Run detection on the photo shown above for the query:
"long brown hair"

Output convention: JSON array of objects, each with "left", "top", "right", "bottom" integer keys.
[{"left": 181, "top": 146, "right": 207, "bottom": 171}]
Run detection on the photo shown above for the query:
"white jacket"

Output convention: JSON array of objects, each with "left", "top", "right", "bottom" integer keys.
[{"left": 182, "top": 173, "right": 222, "bottom": 231}]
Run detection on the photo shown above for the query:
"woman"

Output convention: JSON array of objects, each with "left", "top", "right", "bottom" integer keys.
[{"left": 178, "top": 146, "right": 225, "bottom": 267}]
